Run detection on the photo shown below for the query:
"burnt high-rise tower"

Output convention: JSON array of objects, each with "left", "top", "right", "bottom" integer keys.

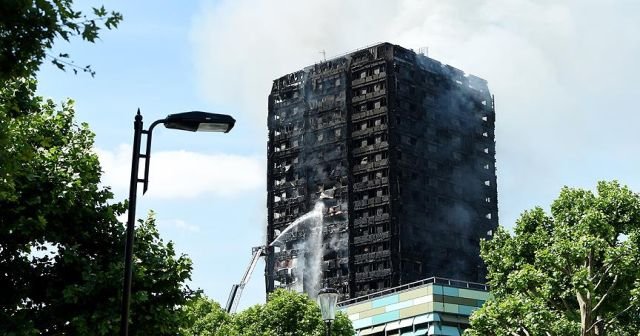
[{"left": 266, "top": 43, "right": 497, "bottom": 300}]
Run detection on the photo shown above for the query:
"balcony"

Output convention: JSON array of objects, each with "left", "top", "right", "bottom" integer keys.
[
  {"left": 352, "top": 124, "right": 388, "bottom": 139},
  {"left": 275, "top": 249, "right": 299, "bottom": 261},
  {"left": 270, "top": 167, "right": 287, "bottom": 176},
  {"left": 273, "top": 97, "right": 304, "bottom": 108},
  {"left": 352, "top": 106, "right": 387, "bottom": 122},
  {"left": 273, "top": 178, "right": 306, "bottom": 191},
  {"left": 274, "top": 129, "right": 303, "bottom": 141},
  {"left": 353, "top": 250, "right": 391, "bottom": 264},
  {"left": 353, "top": 195, "right": 390, "bottom": 210},
  {"left": 353, "top": 213, "right": 390, "bottom": 228},
  {"left": 352, "top": 72, "right": 387, "bottom": 87},
  {"left": 353, "top": 216, "right": 375, "bottom": 228},
  {"left": 353, "top": 231, "right": 391, "bottom": 245},
  {"left": 324, "top": 220, "right": 348, "bottom": 234},
  {"left": 324, "top": 276, "right": 348, "bottom": 289},
  {"left": 352, "top": 159, "right": 389, "bottom": 173},
  {"left": 355, "top": 289, "right": 380, "bottom": 297},
  {"left": 355, "top": 268, "right": 392, "bottom": 281},
  {"left": 323, "top": 258, "right": 348, "bottom": 271},
  {"left": 272, "top": 146, "right": 301, "bottom": 158},
  {"left": 351, "top": 89, "right": 387, "bottom": 104},
  {"left": 326, "top": 277, "right": 350, "bottom": 289},
  {"left": 273, "top": 196, "right": 306, "bottom": 209},
  {"left": 323, "top": 260, "right": 337, "bottom": 270},
  {"left": 278, "top": 230, "right": 306, "bottom": 243},
  {"left": 352, "top": 142, "right": 389, "bottom": 156},
  {"left": 274, "top": 269, "right": 294, "bottom": 283},
  {"left": 273, "top": 215, "right": 297, "bottom": 227},
  {"left": 375, "top": 213, "right": 390, "bottom": 223},
  {"left": 312, "top": 119, "right": 345, "bottom": 131},
  {"left": 353, "top": 177, "right": 389, "bottom": 192},
  {"left": 315, "top": 99, "right": 344, "bottom": 113}
]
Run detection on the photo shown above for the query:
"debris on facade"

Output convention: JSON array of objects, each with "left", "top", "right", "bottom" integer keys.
[{"left": 266, "top": 42, "right": 498, "bottom": 300}]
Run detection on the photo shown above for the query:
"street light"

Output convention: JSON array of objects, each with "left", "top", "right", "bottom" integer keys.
[
  {"left": 120, "top": 109, "right": 235, "bottom": 336},
  {"left": 317, "top": 287, "right": 340, "bottom": 336}
]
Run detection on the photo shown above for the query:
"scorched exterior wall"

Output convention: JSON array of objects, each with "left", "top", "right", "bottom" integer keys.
[{"left": 266, "top": 42, "right": 498, "bottom": 300}]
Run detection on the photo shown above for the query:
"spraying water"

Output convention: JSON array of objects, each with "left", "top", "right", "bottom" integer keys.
[
  {"left": 304, "top": 203, "right": 324, "bottom": 297},
  {"left": 270, "top": 202, "right": 326, "bottom": 297},
  {"left": 269, "top": 202, "right": 325, "bottom": 247}
]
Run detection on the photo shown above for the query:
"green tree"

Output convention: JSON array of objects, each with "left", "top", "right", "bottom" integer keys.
[
  {"left": 1, "top": 1, "right": 198, "bottom": 334},
  {"left": 181, "top": 289, "right": 354, "bottom": 336},
  {"left": 180, "top": 295, "right": 231, "bottom": 336},
  {"left": 0, "top": 0, "right": 122, "bottom": 79},
  {"left": 465, "top": 181, "right": 640, "bottom": 336},
  {"left": 0, "top": 79, "right": 195, "bottom": 335}
]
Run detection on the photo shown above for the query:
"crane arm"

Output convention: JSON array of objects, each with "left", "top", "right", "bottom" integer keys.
[{"left": 225, "top": 246, "right": 265, "bottom": 313}]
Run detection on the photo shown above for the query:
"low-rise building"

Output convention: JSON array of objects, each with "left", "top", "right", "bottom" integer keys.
[{"left": 339, "top": 277, "right": 489, "bottom": 336}]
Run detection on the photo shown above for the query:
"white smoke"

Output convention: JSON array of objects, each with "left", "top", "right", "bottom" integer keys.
[
  {"left": 190, "top": 0, "right": 640, "bottom": 228},
  {"left": 328, "top": 232, "right": 348, "bottom": 252}
]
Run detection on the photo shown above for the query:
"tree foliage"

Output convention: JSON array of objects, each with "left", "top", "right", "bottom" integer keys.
[
  {"left": 465, "top": 181, "right": 640, "bottom": 336},
  {"left": 180, "top": 295, "right": 230, "bottom": 336},
  {"left": 1, "top": 1, "right": 199, "bottom": 334},
  {"left": 181, "top": 289, "right": 354, "bottom": 336},
  {"left": 0, "top": 0, "right": 122, "bottom": 79},
  {"left": 0, "top": 78, "right": 196, "bottom": 335}
]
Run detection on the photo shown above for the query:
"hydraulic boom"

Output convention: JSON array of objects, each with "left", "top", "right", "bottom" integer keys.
[{"left": 225, "top": 246, "right": 266, "bottom": 313}]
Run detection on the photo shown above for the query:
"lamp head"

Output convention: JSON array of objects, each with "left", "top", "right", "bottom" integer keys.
[
  {"left": 164, "top": 111, "right": 235, "bottom": 133},
  {"left": 317, "top": 287, "right": 340, "bottom": 322}
]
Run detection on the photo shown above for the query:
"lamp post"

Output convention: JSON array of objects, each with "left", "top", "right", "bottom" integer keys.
[
  {"left": 119, "top": 109, "right": 235, "bottom": 336},
  {"left": 317, "top": 287, "right": 340, "bottom": 336}
]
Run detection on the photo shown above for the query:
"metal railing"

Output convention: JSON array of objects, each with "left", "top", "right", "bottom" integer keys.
[
  {"left": 338, "top": 276, "right": 489, "bottom": 307},
  {"left": 315, "top": 42, "right": 385, "bottom": 64},
  {"left": 352, "top": 106, "right": 388, "bottom": 122}
]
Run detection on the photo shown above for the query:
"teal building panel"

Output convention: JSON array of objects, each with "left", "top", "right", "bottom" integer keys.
[
  {"left": 432, "top": 285, "right": 444, "bottom": 295},
  {"left": 443, "top": 286, "right": 459, "bottom": 297},
  {"left": 371, "top": 310, "right": 400, "bottom": 325},
  {"left": 352, "top": 317, "right": 372, "bottom": 330},
  {"left": 458, "top": 305, "right": 478, "bottom": 315},
  {"left": 385, "top": 300, "right": 414, "bottom": 312},
  {"left": 372, "top": 294, "right": 399, "bottom": 308}
]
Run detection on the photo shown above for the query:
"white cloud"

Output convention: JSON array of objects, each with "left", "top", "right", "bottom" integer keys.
[
  {"left": 159, "top": 218, "right": 201, "bottom": 233},
  {"left": 189, "top": 0, "right": 640, "bottom": 226},
  {"left": 96, "top": 144, "right": 265, "bottom": 200}
]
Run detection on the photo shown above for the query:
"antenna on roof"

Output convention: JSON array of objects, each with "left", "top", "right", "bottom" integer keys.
[
  {"left": 418, "top": 46, "right": 429, "bottom": 56},
  {"left": 319, "top": 49, "right": 326, "bottom": 62}
]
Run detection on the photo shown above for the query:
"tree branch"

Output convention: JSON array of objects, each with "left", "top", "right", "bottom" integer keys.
[
  {"left": 592, "top": 274, "right": 618, "bottom": 314},
  {"left": 588, "top": 249, "right": 593, "bottom": 279},
  {"left": 591, "top": 246, "right": 631, "bottom": 286},
  {"left": 592, "top": 264, "right": 612, "bottom": 292},
  {"left": 584, "top": 317, "right": 603, "bottom": 335},
  {"left": 510, "top": 326, "right": 530, "bottom": 336},
  {"left": 602, "top": 303, "right": 635, "bottom": 331},
  {"left": 592, "top": 251, "right": 626, "bottom": 286},
  {"left": 45, "top": 53, "right": 95, "bottom": 77},
  {"left": 526, "top": 287, "right": 566, "bottom": 314}
]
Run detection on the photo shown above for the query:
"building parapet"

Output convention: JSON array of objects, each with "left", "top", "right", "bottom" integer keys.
[{"left": 339, "top": 277, "right": 489, "bottom": 307}]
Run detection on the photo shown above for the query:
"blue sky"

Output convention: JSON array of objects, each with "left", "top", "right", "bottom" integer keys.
[{"left": 37, "top": 0, "right": 640, "bottom": 310}]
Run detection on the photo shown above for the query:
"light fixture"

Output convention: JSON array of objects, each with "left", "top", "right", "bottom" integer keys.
[
  {"left": 317, "top": 287, "right": 340, "bottom": 336},
  {"left": 120, "top": 109, "right": 234, "bottom": 336},
  {"left": 164, "top": 111, "right": 235, "bottom": 133}
]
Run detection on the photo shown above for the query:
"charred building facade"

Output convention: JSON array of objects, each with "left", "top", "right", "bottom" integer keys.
[{"left": 266, "top": 43, "right": 498, "bottom": 300}]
